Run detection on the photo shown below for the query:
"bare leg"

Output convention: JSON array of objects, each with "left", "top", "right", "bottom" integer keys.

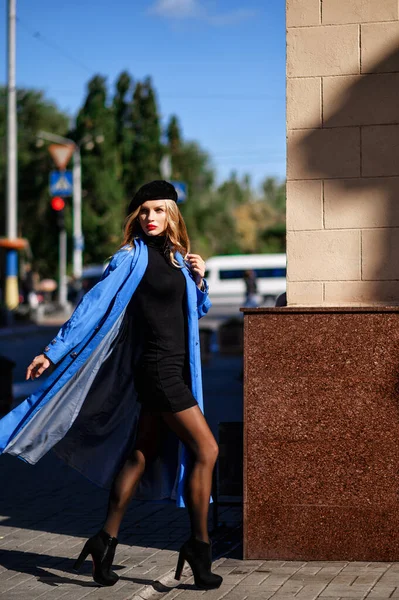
[
  {"left": 162, "top": 406, "right": 218, "bottom": 543},
  {"left": 103, "top": 411, "right": 161, "bottom": 538}
]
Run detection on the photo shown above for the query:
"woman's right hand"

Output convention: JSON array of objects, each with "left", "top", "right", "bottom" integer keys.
[{"left": 26, "top": 354, "right": 51, "bottom": 381}]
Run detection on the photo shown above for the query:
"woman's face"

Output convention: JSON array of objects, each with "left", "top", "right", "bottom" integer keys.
[{"left": 138, "top": 200, "right": 168, "bottom": 236}]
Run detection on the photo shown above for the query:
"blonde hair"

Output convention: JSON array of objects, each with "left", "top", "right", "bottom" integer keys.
[{"left": 120, "top": 199, "right": 190, "bottom": 266}]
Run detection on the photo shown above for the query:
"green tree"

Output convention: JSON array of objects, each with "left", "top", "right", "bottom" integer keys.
[
  {"left": 217, "top": 171, "right": 251, "bottom": 207},
  {"left": 166, "top": 114, "right": 181, "bottom": 159},
  {"left": 259, "top": 177, "right": 286, "bottom": 253},
  {"left": 234, "top": 201, "right": 276, "bottom": 253},
  {"left": 1, "top": 78, "right": 288, "bottom": 283},
  {"left": 0, "top": 87, "right": 69, "bottom": 276},
  {"left": 201, "top": 173, "right": 253, "bottom": 256},
  {"left": 73, "top": 75, "right": 125, "bottom": 263},
  {"left": 166, "top": 116, "right": 214, "bottom": 195},
  {"left": 126, "top": 78, "right": 162, "bottom": 195},
  {"left": 262, "top": 176, "right": 286, "bottom": 213},
  {"left": 113, "top": 71, "right": 133, "bottom": 186}
]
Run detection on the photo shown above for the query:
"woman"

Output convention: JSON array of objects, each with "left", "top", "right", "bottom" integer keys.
[{"left": 0, "top": 180, "right": 222, "bottom": 590}]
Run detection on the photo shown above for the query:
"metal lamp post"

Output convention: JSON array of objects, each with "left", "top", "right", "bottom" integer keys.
[
  {"left": 5, "top": 0, "right": 18, "bottom": 309},
  {"left": 72, "top": 145, "right": 83, "bottom": 279}
]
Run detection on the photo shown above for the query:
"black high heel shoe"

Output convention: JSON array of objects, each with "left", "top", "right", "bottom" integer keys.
[
  {"left": 73, "top": 529, "right": 119, "bottom": 586},
  {"left": 175, "top": 537, "right": 223, "bottom": 590}
]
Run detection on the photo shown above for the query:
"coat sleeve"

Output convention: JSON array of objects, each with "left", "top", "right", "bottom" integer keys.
[
  {"left": 196, "top": 278, "right": 211, "bottom": 319},
  {"left": 43, "top": 247, "right": 133, "bottom": 365}
]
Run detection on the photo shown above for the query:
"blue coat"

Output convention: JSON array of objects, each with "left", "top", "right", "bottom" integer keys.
[{"left": 0, "top": 239, "right": 211, "bottom": 507}]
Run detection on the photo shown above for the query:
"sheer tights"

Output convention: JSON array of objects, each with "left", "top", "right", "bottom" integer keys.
[{"left": 103, "top": 405, "right": 218, "bottom": 544}]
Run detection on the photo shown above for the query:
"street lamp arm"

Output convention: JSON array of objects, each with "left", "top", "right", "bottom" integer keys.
[
  {"left": 37, "top": 130, "right": 77, "bottom": 148},
  {"left": 37, "top": 131, "right": 102, "bottom": 149}
]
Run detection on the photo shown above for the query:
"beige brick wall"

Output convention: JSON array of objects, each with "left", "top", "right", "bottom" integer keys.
[{"left": 286, "top": 0, "right": 399, "bottom": 306}]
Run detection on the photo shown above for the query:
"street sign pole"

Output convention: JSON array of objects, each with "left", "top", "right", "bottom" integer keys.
[
  {"left": 170, "top": 181, "right": 188, "bottom": 204},
  {"left": 160, "top": 154, "right": 172, "bottom": 180},
  {"left": 58, "top": 229, "right": 67, "bottom": 309},
  {"left": 72, "top": 147, "right": 83, "bottom": 279},
  {"left": 38, "top": 131, "right": 84, "bottom": 280}
]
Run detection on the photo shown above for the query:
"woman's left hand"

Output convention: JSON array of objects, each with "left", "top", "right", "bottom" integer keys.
[{"left": 186, "top": 253, "right": 206, "bottom": 288}]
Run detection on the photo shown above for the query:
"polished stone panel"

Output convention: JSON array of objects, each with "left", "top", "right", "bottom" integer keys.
[{"left": 242, "top": 307, "right": 399, "bottom": 560}]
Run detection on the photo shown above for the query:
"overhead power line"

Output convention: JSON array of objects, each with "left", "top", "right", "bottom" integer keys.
[
  {"left": 8, "top": 87, "right": 282, "bottom": 101},
  {"left": 14, "top": 20, "right": 283, "bottom": 101},
  {"left": 16, "top": 17, "right": 93, "bottom": 73}
]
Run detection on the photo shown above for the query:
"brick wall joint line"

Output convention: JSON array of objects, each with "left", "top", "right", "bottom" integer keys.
[{"left": 360, "top": 230, "right": 363, "bottom": 281}]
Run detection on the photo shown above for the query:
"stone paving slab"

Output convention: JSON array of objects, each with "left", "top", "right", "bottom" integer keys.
[
  {"left": 1, "top": 352, "right": 399, "bottom": 599},
  {"left": 2, "top": 449, "right": 399, "bottom": 600}
]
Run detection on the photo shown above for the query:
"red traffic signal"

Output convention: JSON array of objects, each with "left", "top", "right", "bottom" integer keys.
[{"left": 51, "top": 196, "right": 65, "bottom": 211}]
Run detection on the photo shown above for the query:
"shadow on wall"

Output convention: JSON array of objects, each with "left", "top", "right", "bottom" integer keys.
[{"left": 290, "top": 46, "right": 399, "bottom": 304}]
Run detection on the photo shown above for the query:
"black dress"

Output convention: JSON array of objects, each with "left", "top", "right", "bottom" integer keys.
[{"left": 127, "top": 234, "right": 198, "bottom": 413}]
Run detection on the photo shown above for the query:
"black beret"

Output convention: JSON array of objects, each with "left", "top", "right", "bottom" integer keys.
[{"left": 128, "top": 180, "right": 178, "bottom": 215}]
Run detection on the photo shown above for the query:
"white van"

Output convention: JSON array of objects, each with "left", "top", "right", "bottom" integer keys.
[{"left": 204, "top": 253, "right": 286, "bottom": 306}]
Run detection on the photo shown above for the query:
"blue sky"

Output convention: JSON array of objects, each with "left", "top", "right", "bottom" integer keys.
[{"left": 1, "top": 0, "right": 286, "bottom": 191}]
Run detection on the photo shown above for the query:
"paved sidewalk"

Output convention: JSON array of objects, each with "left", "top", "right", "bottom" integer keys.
[
  {"left": 1, "top": 449, "right": 399, "bottom": 600},
  {"left": 0, "top": 451, "right": 242, "bottom": 600},
  {"left": 1, "top": 354, "right": 399, "bottom": 599}
]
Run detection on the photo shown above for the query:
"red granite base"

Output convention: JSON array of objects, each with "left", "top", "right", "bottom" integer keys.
[{"left": 242, "top": 307, "right": 399, "bottom": 560}]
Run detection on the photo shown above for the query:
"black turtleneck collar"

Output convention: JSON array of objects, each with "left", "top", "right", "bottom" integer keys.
[{"left": 142, "top": 232, "right": 168, "bottom": 250}]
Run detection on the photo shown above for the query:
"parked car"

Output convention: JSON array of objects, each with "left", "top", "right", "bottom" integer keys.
[{"left": 204, "top": 253, "right": 286, "bottom": 306}]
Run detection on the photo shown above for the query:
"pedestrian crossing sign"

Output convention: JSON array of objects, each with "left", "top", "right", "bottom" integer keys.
[
  {"left": 170, "top": 181, "right": 187, "bottom": 204},
  {"left": 50, "top": 170, "right": 73, "bottom": 197}
]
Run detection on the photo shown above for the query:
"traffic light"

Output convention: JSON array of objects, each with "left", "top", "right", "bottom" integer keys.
[{"left": 51, "top": 196, "right": 65, "bottom": 230}]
